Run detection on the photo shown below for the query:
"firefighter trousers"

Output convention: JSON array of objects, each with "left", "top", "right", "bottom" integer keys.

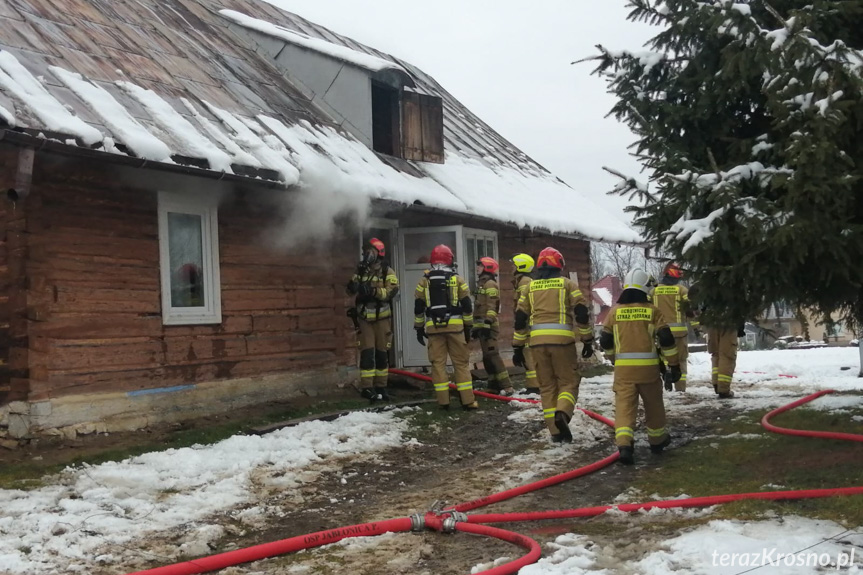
[
  {"left": 480, "top": 325, "right": 512, "bottom": 391},
  {"left": 358, "top": 318, "right": 392, "bottom": 389},
  {"left": 707, "top": 328, "right": 738, "bottom": 393},
  {"left": 672, "top": 336, "right": 688, "bottom": 391},
  {"left": 613, "top": 379, "right": 668, "bottom": 447},
  {"left": 428, "top": 332, "right": 475, "bottom": 407},
  {"left": 533, "top": 344, "right": 581, "bottom": 436},
  {"left": 523, "top": 345, "right": 537, "bottom": 390}
]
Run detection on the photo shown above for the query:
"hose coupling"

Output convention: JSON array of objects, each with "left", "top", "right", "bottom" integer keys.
[
  {"left": 442, "top": 511, "right": 467, "bottom": 533},
  {"left": 410, "top": 513, "right": 425, "bottom": 532}
]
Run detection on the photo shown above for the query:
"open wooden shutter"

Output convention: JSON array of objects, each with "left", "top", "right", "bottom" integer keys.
[
  {"left": 401, "top": 89, "right": 445, "bottom": 164},
  {"left": 419, "top": 93, "right": 444, "bottom": 163},
  {"left": 401, "top": 90, "right": 424, "bottom": 161}
]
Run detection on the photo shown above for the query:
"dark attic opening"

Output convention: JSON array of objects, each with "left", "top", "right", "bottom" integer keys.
[{"left": 372, "top": 81, "right": 400, "bottom": 156}]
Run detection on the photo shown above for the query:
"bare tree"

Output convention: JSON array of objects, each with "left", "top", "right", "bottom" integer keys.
[
  {"left": 590, "top": 242, "right": 611, "bottom": 283},
  {"left": 594, "top": 243, "right": 655, "bottom": 281}
]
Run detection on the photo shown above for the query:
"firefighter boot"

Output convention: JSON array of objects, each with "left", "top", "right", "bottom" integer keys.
[
  {"left": 554, "top": 411, "right": 573, "bottom": 443},
  {"left": 462, "top": 401, "right": 480, "bottom": 411},
  {"left": 717, "top": 390, "right": 735, "bottom": 399},
  {"left": 650, "top": 435, "right": 671, "bottom": 454},
  {"left": 618, "top": 446, "right": 635, "bottom": 465},
  {"left": 374, "top": 387, "right": 390, "bottom": 401},
  {"left": 360, "top": 388, "right": 377, "bottom": 402}
]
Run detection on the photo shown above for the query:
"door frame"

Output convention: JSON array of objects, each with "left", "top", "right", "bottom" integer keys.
[
  {"left": 397, "top": 225, "right": 466, "bottom": 367},
  {"left": 362, "top": 218, "right": 401, "bottom": 362}
]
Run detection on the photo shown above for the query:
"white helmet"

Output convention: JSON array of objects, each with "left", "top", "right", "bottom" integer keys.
[{"left": 623, "top": 268, "right": 652, "bottom": 293}]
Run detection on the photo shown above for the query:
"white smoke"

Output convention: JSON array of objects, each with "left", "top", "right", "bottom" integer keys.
[{"left": 267, "top": 156, "right": 372, "bottom": 251}]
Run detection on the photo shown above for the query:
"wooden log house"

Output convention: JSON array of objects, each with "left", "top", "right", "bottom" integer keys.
[{"left": 0, "top": 0, "right": 638, "bottom": 438}]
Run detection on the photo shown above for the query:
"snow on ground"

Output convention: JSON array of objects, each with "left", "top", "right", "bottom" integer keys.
[
  {"left": 512, "top": 517, "right": 863, "bottom": 574},
  {"left": 0, "top": 410, "right": 413, "bottom": 574},
  {"left": 577, "top": 347, "right": 863, "bottom": 423},
  {"left": 0, "top": 348, "right": 861, "bottom": 574}
]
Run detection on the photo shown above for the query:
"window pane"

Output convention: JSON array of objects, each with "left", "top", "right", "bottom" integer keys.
[
  {"left": 487, "top": 239, "right": 495, "bottom": 260},
  {"left": 168, "top": 212, "right": 205, "bottom": 308},
  {"left": 466, "top": 239, "right": 476, "bottom": 292},
  {"left": 403, "top": 230, "right": 457, "bottom": 264}
]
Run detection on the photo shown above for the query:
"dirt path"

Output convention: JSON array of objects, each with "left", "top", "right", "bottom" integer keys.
[{"left": 110, "top": 385, "right": 731, "bottom": 575}]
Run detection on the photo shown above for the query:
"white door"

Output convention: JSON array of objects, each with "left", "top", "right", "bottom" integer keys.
[{"left": 397, "top": 226, "right": 465, "bottom": 367}]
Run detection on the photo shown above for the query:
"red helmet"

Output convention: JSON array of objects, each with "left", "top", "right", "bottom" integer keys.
[
  {"left": 477, "top": 257, "right": 499, "bottom": 274},
  {"left": 367, "top": 237, "right": 385, "bottom": 257},
  {"left": 665, "top": 263, "right": 683, "bottom": 279},
  {"left": 430, "top": 244, "right": 454, "bottom": 266},
  {"left": 537, "top": 247, "right": 564, "bottom": 270}
]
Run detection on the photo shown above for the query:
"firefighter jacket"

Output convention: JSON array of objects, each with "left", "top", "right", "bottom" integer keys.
[
  {"left": 512, "top": 273, "right": 531, "bottom": 310},
  {"left": 648, "top": 282, "right": 690, "bottom": 337},
  {"left": 473, "top": 274, "right": 501, "bottom": 327},
  {"left": 348, "top": 262, "right": 399, "bottom": 322},
  {"left": 512, "top": 276, "right": 593, "bottom": 347},
  {"left": 414, "top": 268, "right": 473, "bottom": 335},
  {"left": 600, "top": 303, "right": 679, "bottom": 385}
]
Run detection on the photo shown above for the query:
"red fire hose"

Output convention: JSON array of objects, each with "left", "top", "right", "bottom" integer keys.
[
  {"left": 761, "top": 389, "right": 863, "bottom": 442},
  {"left": 126, "top": 518, "right": 413, "bottom": 575},
  {"left": 125, "top": 369, "right": 862, "bottom": 575}
]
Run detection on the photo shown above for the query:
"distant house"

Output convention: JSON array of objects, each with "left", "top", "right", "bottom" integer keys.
[
  {"left": 0, "top": 0, "right": 638, "bottom": 438},
  {"left": 591, "top": 275, "right": 622, "bottom": 336}
]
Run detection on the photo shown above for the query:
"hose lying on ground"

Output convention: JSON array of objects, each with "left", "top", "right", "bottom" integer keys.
[{"left": 125, "top": 369, "right": 862, "bottom": 575}]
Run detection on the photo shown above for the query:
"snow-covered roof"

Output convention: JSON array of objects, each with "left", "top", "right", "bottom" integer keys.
[
  {"left": 219, "top": 10, "right": 407, "bottom": 75},
  {"left": 594, "top": 287, "right": 613, "bottom": 307},
  {"left": 0, "top": 0, "right": 639, "bottom": 242}
]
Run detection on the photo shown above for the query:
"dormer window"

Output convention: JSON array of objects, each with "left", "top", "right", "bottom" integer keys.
[
  {"left": 221, "top": 10, "right": 445, "bottom": 164},
  {"left": 372, "top": 82, "right": 399, "bottom": 156},
  {"left": 371, "top": 84, "right": 444, "bottom": 163}
]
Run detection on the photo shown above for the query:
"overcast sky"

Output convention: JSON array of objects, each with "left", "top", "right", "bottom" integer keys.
[{"left": 264, "top": 0, "right": 655, "bottom": 226}]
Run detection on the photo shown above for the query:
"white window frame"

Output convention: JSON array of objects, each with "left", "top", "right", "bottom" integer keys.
[
  {"left": 464, "top": 227, "right": 498, "bottom": 293},
  {"left": 158, "top": 191, "right": 222, "bottom": 325}
]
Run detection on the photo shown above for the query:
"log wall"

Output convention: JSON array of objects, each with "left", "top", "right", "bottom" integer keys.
[{"left": 15, "top": 152, "right": 356, "bottom": 403}]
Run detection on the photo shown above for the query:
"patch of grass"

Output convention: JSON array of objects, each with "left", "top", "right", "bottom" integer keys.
[{"left": 631, "top": 408, "right": 863, "bottom": 526}]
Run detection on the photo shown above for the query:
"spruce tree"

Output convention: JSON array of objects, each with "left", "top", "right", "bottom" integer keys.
[{"left": 588, "top": 0, "right": 863, "bottom": 371}]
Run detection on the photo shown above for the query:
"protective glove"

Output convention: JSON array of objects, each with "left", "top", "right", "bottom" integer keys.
[
  {"left": 663, "top": 371, "right": 673, "bottom": 392},
  {"left": 512, "top": 346, "right": 525, "bottom": 368},
  {"left": 693, "top": 327, "right": 703, "bottom": 339},
  {"left": 357, "top": 283, "right": 374, "bottom": 298},
  {"left": 464, "top": 327, "right": 471, "bottom": 344},
  {"left": 670, "top": 364, "right": 682, "bottom": 384},
  {"left": 346, "top": 280, "right": 359, "bottom": 295},
  {"left": 581, "top": 340, "right": 595, "bottom": 359},
  {"left": 471, "top": 323, "right": 490, "bottom": 340},
  {"left": 416, "top": 327, "right": 426, "bottom": 347}
]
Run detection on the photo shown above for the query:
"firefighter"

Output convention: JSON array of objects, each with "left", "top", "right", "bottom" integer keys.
[
  {"left": 706, "top": 324, "right": 744, "bottom": 399},
  {"left": 648, "top": 263, "right": 692, "bottom": 392},
  {"left": 600, "top": 268, "right": 680, "bottom": 465},
  {"left": 346, "top": 238, "right": 399, "bottom": 402},
  {"left": 510, "top": 253, "right": 539, "bottom": 394},
  {"left": 414, "top": 244, "right": 479, "bottom": 410},
  {"left": 689, "top": 283, "right": 743, "bottom": 399},
  {"left": 471, "top": 257, "right": 514, "bottom": 396},
  {"left": 512, "top": 247, "right": 594, "bottom": 443}
]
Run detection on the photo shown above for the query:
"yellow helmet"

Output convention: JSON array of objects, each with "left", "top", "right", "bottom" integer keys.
[{"left": 511, "top": 253, "right": 535, "bottom": 273}]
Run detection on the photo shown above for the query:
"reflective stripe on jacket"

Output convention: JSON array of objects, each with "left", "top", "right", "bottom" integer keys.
[
  {"left": 648, "top": 283, "right": 689, "bottom": 336},
  {"left": 474, "top": 275, "right": 501, "bottom": 326},
  {"left": 414, "top": 273, "right": 473, "bottom": 334},
  {"left": 352, "top": 264, "right": 399, "bottom": 321},
  {"left": 513, "top": 276, "right": 591, "bottom": 346},
  {"left": 600, "top": 303, "right": 678, "bottom": 384}
]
